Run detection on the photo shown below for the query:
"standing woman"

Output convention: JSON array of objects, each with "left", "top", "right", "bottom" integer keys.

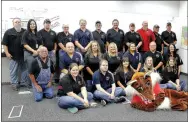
[
  {"left": 115, "top": 57, "right": 134, "bottom": 93},
  {"left": 57, "top": 63, "right": 97, "bottom": 113},
  {"left": 22, "top": 19, "right": 43, "bottom": 86},
  {"left": 84, "top": 41, "right": 102, "bottom": 92},
  {"left": 102, "top": 42, "right": 121, "bottom": 73}
]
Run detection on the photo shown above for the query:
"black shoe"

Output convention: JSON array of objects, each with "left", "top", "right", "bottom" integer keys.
[
  {"left": 11, "top": 84, "right": 19, "bottom": 91},
  {"left": 101, "top": 100, "right": 107, "bottom": 106},
  {"left": 114, "top": 96, "right": 126, "bottom": 103}
]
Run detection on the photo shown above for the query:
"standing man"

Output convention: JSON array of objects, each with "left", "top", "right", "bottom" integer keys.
[
  {"left": 29, "top": 46, "right": 54, "bottom": 102},
  {"left": 2, "top": 18, "right": 26, "bottom": 91},
  {"left": 92, "top": 21, "right": 106, "bottom": 53},
  {"left": 74, "top": 19, "right": 93, "bottom": 55},
  {"left": 153, "top": 24, "right": 164, "bottom": 55},
  {"left": 137, "top": 21, "right": 156, "bottom": 56},
  {"left": 106, "top": 19, "right": 125, "bottom": 53},
  {"left": 124, "top": 23, "right": 142, "bottom": 52},
  {"left": 161, "top": 22, "right": 177, "bottom": 56},
  {"left": 143, "top": 41, "right": 164, "bottom": 73}
]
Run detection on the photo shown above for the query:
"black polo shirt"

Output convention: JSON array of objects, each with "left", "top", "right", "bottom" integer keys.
[
  {"left": 38, "top": 29, "right": 57, "bottom": 51},
  {"left": 115, "top": 70, "right": 134, "bottom": 87},
  {"left": 93, "top": 69, "right": 114, "bottom": 90},
  {"left": 28, "top": 56, "right": 55, "bottom": 79},
  {"left": 143, "top": 51, "right": 164, "bottom": 72},
  {"left": 123, "top": 51, "right": 142, "bottom": 69},
  {"left": 84, "top": 53, "right": 101, "bottom": 81},
  {"left": 106, "top": 28, "right": 125, "bottom": 52},
  {"left": 2, "top": 28, "right": 26, "bottom": 60},
  {"left": 57, "top": 74, "right": 85, "bottom": 96},
  {"left": 57, "top": 32, "right": 74, "bottom": 47},
  {"left": 124, "top": 31, "right": 142, "bottom": 51},
  {"left": 92, "top": 30, "right": 106, "bottom": 53},
  {"left": 163, "top": 54, "right": 183, "bottom": 67},
  {"left": 154, "top": 32, "right": 164, "bottom": 52},
  {"left": 22, "top": 31, "right": 43, "bottom": 54},
  {"left": 161, "top": 30, "right": 177, "bottom": 47},
  {"left": 102, "top": 53, "right": 121, "bottom": 73},
  {"left": 161, "top": 68, "right": 179, "bottom": 84}
]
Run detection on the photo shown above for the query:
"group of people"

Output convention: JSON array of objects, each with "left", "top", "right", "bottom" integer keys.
[{"left": 2, "top": 17, "right": 187, "bottom": 113}]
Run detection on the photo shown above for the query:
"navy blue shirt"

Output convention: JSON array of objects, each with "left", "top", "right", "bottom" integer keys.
[
  {"left": 123, "top": 51, "right": 142, "bottom": 69},
  {"left": 59, "top": 52, "right": 84, "bottom": 70},
  {"left": 93, "top": 70, "right": 115, "bottom": 90},
  {"left": 74, "top": 29, "right": 93, "bottom": 48}
]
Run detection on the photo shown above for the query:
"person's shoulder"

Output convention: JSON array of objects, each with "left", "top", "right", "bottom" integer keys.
[
  {"left": 31, "top": 58, "right": 38, "bottom": 64},
  {"left": 38, "top": 29, "right": 44, "bottom": 33},
  {"left": 74, "top": 28, "right": 80, "bottom": 33},
  {"left": 107, "top": 28, "right": 113, "bottom": 32},
  {"left": 4, "top": 28, "right": 15, "bottom": 34},
  {"left": 93, "top": 70, "right": 100, "bottom": 76},
  {"left": 136, "top": 28, "right": 142, "bottom": 32},
  {"left": 119, "top": 28, "right": 124, "bottom": 32},
  {"left": 161, "top": 30, "right": 167, "bottom": 33},
  {"left": 61, "top": 74, "right": 70, "bottom": 81}
]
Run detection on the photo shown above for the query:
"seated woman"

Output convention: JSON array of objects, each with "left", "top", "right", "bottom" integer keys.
[
  {"left": 163, "top": 44, "right": 183, "bottom": 77},
  {"left": 160, "top": 57, "right": 187, "bottom": 91},
  {"left": 84, "top": 41, "right": 102, "bottom": 92},
  {"left": 57, "top": 63, "right": 97, "bottom": 113},
  {"left": 140, "top": 56, "right": 156, "bottom": 73},
  {"left": 115, "top": 57, "right": 134, "bottom": 93},
  {"left": 102, "top": 42, "right": 121, "bottom": 73}
]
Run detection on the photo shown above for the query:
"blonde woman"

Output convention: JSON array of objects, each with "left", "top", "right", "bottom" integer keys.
[
  {"left": 84, "top": 41, "right": 102, "bottom": 92},
  {"left": 102, "top": 42, "right": 121, "bottom": 73},
  {"left": 140, "top": 56, "right": 156, "bottom": 73}
]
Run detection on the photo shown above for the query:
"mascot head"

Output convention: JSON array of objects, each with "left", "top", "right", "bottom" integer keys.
[{"left": 126, "top": 71, "right": 162, "bottom": 101}]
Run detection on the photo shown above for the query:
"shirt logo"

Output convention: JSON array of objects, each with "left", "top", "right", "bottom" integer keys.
[
  {"left": 86, "top": 32, "right": 90, "bottom": 36},
  {"left": 136, "top": 56, "right": 138, "bottom": 59},
  {"left": 156, "top": 54, "right": 159, "bottom": 58},
  {"left": 69, "top": 37, "right": 72, "bottom": 41},
  {"left": 75, "top": 58, "right": 79, "bottom": 62},
  {"left": 101, "top": 34, "right": 105, "bottom": 39},
  {"left": 50, "top": 32, "right": 54, "bottom": 36},
  {"left": 78, "top": 80, "right": 82, "bottom": 85},
  {"left": 171, "top": 34, "right": 174, "bottom": 37},
  {"left": 120, "top": 31, "right": 123, "bottom": 35},
  {"left": 136, "top": 35, "right": 139, "bottom": 38},
  {"left": 106, "top": 76, "right": 110, "bottom": 81}
]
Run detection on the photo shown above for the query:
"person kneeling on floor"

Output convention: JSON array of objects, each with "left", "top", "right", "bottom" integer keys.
[
  {"left": 57, "top": 63, "right": 97, "bottom": 113},
  {"left": 29, "top": 46, "right": 54, "bottom": 102},
  {"left": 93, "top": 59, "right": 127, "bottom": 106}
]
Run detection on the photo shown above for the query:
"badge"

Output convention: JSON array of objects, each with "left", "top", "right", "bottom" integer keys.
[
  {"left": 136, "top": 56, "right": 138, "bottom": 59},
  {"left": 106, "top": 76, "right": 110, "bottom": 81},
  {"left": 50, "top": 32, "right": 54, "bottom": 36},
  {"left": 156, "top": 54, "right": 159, "bottom": 58},
  {"left": 136, "top": 35, "right": 139, "bottom": 38},
  {"left": 69, "top": 37, "right": 72, "bottom": 41},
  {"left": 86, "top": 31, "right": 90, "bottom": 36},
  {"left": 36, "top": 44, "right": 38, "bottom": 48},
  {"left": 101, "top": 34, "right": 105, "bottom": 39},
  {"left": 172, "top": 34, "right": 174, "bottom": 37},
  {"left": 120, "top": 31, "right": 123, "bottom": 35}
]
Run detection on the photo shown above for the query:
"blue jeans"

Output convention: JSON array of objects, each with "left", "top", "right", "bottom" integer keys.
[
  {"left": 9, "top": 59, "right": 27, "bottom": 85},
  {"left": 160, "top": 80, "right": 187, "bottom": 91},
  {"left": 58, "top": 92, "right": 93, "bottom": 109},
  {"left": 32, "top": 84, "right": 53, "bottom": 102},
  {"left": 93, "top": 87, "right": 126, "bottom": 102}
]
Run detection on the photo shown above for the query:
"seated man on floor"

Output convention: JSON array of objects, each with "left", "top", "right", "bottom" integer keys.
[
  {"left": 93, "top": 59, "right": 126, "bottom": 106},
  {"left": 29, "top": 46, "right": 54, "bottom": 102}
]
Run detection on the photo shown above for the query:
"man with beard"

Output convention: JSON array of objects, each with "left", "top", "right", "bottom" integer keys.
[{"left": 2, "top": 18, "right": 26, "bottom": 91}]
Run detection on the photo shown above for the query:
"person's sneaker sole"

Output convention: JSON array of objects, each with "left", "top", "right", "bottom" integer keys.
[
  {"left": 90, "top": 102, "right": 98, "bottom": 108},
  {"left": 101, "top": 100, "right": 107, "bottom": 106},
  {"left": 67, "top": 107, "right": 78, "bottom": 114}
]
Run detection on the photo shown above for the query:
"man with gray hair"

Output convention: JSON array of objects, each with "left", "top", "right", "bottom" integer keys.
[{"left": 2, "top": 17, "right": 26, "bottom": 91}]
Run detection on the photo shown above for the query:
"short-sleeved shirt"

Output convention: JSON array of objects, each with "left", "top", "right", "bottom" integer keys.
[
  {"left": 161, "top": 68, "right": 179, "bottom": 84},
  {"left": 115, "top": 70, "right": 134, "bottom": 87},
  {"left": 163, "top": 54, "right": 183, "bottom": 67},
  {"left": 57, "top": 74, "right": 85, "bottom": 96},
  {"left": 153, "top": 32, "right": 164, "bottom": 52},
  {"left": 93, "top": 69, "right": 115, "bottom": 90},
  {"left": 84, "top": 53, "right": 102, "bottom": 80},
  {"left": 22, "top": 31, "right": 43, "bottom": 54},
  {"left": 124, "top": 31, "right": 142, "bottom": 51},
  {"left": 143, "top": 51, "right": 164, "bottom": 72},
  {"left": 74, "top": 29, "right": 93, "bottom": 48},
  {"left": 38, "top": 29, "right": 57, "bottom": 51},
  {"left": 102, "top": 53, "right": 121, "bottom": 73},
  {"left": 123, "top": 51, "right": 142, "bottom": 69},
  {"left": 161, "top": 30, "right": 177, "bottom": 47},
  {"left": 28, "top": 56, "right": 55, "bottom": 79},
  {"left": 92, "top": 30, "right": 106, "bottom": 53},
  {"left": 57, "top": 32, "right": 74, "bottom": 46},
  {"left": 106, "top": 28, "right": 125, "bottom": 52},
  {"left": 137, "top": 28, "right": 155, "bottom": 52},
  {"left": 59, "top": 52, "right": 84, "bottom": 70},
  {"left": 2, "top": 28, "right": 26, "bottom": 60}
]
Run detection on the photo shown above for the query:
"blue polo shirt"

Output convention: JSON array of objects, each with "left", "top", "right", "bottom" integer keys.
[
  {"left": 92, "top": 69, "right": 115, "bottom": 90},
  {"left": 123, "top": 51, "right": 142, "bottom": 69},
  {"left": 74, "top": 29, "right": 93, "bottom": 48},
  {"left": 59, "top": 51, "right": 84, "bottom": 70}
]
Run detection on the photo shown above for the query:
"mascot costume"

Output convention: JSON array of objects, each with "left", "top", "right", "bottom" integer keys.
[{"left": 125, "top": 72, "right": 188, "bottom": 112}]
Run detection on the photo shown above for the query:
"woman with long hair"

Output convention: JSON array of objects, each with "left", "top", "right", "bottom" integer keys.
[{"left": 140, "top": 56, "right": 156, "bottom": 73}]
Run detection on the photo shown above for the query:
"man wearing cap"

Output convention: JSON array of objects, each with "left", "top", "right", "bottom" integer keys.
[
  {"left": 92, "top": 21, "right": 106, "bottom": 53},
  {"left": 106, "top": 19, "right": 125, "bottom": 52},
  {"left": 153, "top": 24, "right": 164, "bottom": 55},
  {"left": 124, "top": 23, "right": 142, "bottom": 52},
  {"left": 137, "top": 21, "right": 156, "bottom": 56},
  {"left": 161, "top": 22, "right": 177, "bottom": 55}
]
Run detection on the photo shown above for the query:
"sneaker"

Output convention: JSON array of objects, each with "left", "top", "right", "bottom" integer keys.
[
  {"left": 89, "top": 102, "right": 98, "bottom": 108},
  {"left": 67, "top": 107, "right": 78, "bottom": 114},
  {"left": 11, "top": 84, "right": 19, "bottom": 91},
  {"left": 101, "top": 100, "right": 107, "bottom": 106},
  {"left": 114, "top": 96, "right": 126, "bottom": 103}
]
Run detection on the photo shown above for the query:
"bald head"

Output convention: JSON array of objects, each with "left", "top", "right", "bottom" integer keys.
[
  {"left": 149, "top": 41, "right": 156, "bottom": 52},
  {"left": 38, "top": 46, "right": 48, "bottom": 58},
  {"left": 12, "top": 18, "right": 21, "bottom": 32},
  {"left": 66, "top": 42, "right": 75, "bottom": 54}
]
